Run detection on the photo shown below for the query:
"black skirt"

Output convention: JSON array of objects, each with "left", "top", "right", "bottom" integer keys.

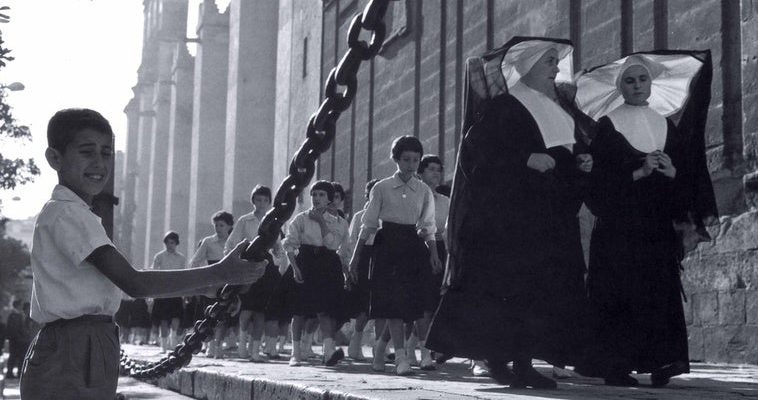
[
  {"left": 421, "top": 240, "right": 447, "bottom": 313},
  {"left": 265, "top": 267, "right": 296, "bottom": 322},
  {"left": 115, "top": 300, "right": 131, "bottom": 328},
  {"left": 151, "top": 297, "right": 184, "bottom": 322},
  {"left": 369, "top": 222, "right": 428, "bottom": 323},
  {"left": 343, "top": 244, "right": 373, "bottom": 318},
  {"left": 239, "top": 262, "right": 281, "bottom": 312},
  {"left": 129, "top": 299, "right": 152, "bottom": 328},
  {"left": 292, "top": 245, "right": 345, "bottom": 317}
]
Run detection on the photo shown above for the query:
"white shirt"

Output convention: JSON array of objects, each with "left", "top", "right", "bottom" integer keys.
[
  {"left": 607, "top": 103, "right": 667, "bottom": 153},
  {"left": 433, "top": 192, "right": 450, "bottom": 242},
  {"left": 283, "top": 210, "right": 351, "bottom": 266},
  {"left": 30, "top": 185, "right": 121, "bottom": 324},
  {"left": 188, "top": 234, "right": 227, "bottom": 268},
  {"left": 224, "top": 211, "right": 288, "bottom": 272},
  {"left": 151, "top": 250, "right": 186, "bottom": 271},
  {"left": 510, "top": 82, "right": 576, "bottom": 149},
  {"left": 359, "top": 172, "right": 437, "bottom": 242}
]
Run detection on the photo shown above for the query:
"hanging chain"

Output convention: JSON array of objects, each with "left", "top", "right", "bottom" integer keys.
[{"left": 120, "top": 0, "right": 392, "bottom": 379}]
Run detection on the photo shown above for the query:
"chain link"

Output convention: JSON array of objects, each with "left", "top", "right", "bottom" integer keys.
[{"left": 120, "top": 0, "right": 393, "bottom": 380}]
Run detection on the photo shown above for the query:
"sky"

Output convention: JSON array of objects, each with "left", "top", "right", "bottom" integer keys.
[{"left": 0, "top": 0, "right": 229, "bottom": 220}]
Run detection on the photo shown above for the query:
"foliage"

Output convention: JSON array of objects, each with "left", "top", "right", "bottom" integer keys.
[
  {"left": 0, "top": 5, "right": 39, "bottom": 192},
  {"left": 0, "top": 217, "right": 31, "bottom": 298}
]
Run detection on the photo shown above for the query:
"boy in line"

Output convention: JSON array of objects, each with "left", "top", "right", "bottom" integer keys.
[{"left": 20, "top": 109, "right": 267, "bottom": 400}]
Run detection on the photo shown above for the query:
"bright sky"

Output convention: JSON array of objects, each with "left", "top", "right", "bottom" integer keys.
[{"left": 0, "top": 0, "right": 229, "bottom": 220}]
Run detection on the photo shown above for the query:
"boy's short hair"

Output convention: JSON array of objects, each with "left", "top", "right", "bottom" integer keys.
[
  {"left": 47, "top": 108, "right": 113, "bottom": 152},
  {"left": 418, "top": 154, "right": 443, "bottom": 174},
  {"left": 365, "top": 179, "right": 379, "bottom": 200},
  {"left": 310, "top": 180, "right": 335, "bottom": 202},
  {"left": 251, "top": 185, "right": 272, "bottom": 202},
  {"left": 390, "top": 135, "right": 423, "bottom": 160},
  {"left": 212, "top": 211, "right": 234, "bottom": 227},
  {"left": 331, "top": 182, "right": 346, "bottom": 201},
  {"left": 163, "top": 231, "right": 180, "bottom": 244}
]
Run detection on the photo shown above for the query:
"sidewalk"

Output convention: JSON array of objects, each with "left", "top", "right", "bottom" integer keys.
[
  {"left": 0, "top": 376, "right": 194, "bottom": 400},
  {"left": 122, "top": 344, "right": 758, "bottom": 400}
]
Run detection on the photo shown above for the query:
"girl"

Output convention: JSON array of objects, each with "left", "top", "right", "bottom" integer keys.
[
  {"left": 188, "top": 210, "right": 235, "bottom": 358},
  {"left": 284, "top": 181, "right": 350, "bottom": 367},
  {"left": 150, "top": 231, "right": 187, "bottom": 353},
  {"left": 349, "top": 136, "right": 440, "bottom": 376}
]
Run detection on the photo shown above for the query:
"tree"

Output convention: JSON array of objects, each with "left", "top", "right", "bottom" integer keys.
[
  {"left": 0, "top": 5, "right": 39, "bottom": 191},
  {"left": 0, "top": 217, "right": 31, "bottom": 302}
]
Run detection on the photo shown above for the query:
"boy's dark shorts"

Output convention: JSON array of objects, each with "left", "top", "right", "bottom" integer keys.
[{"left": 20, "top": 315, "right": 119, "bottom": 400}]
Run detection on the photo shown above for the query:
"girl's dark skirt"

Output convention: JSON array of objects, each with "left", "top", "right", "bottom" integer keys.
[
  {"left": 239, "top": 262, "right": 281, "bottom": 312},
  {"left": 265, "top": 267, "right": 296, "bottom": 322},
  {"left": 129, "top": 299, "right": 152, "bottom": 328},
  {"left": 115, "top": 300, "right": 131, "bottom": 328},
  {"left": 422, "top": 240, "right": 447, "bottom": 313},
  {"left": 151, "top": 297, "right": 184, "bottom": 322},
  {"left": 369, "top": 222, "right": 428, "bottom": 323},
  {"left": 343, "top": 244, "right": 373, "bottom": 318},
  {"left": 292, "top": 245, "right": 345, "bottom": 318}
]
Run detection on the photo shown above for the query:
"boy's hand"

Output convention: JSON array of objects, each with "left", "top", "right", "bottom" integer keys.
[
  {"left": 220, "top": 240, "right": 268, "bottom": 285},
  {"left": 293, "top": 266, "right": 304, "bottom": 283}
]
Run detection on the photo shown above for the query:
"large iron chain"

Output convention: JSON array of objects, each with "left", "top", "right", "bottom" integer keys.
[{"left": 121, "top": 0, "right": 393, "bottom": 379}]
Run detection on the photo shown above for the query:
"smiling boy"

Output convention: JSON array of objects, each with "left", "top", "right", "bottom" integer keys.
[{"left": 20, "top": 109, "right": 267, "bottom": 400}]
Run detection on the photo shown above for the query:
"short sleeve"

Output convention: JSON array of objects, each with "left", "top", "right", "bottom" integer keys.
[{"left": 51, "top": 206, "right": 113, "bottom": 268}]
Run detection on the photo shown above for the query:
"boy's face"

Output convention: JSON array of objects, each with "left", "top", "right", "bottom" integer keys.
[
  {"left": 164, "top": 238, "right": 178, "bottom": 252},
  {"left": 252, "top": 194, "right": 271, "bottom": 213},
  {"left": 395, "top": 151, "right": 421, "bottom": 176},
  {"left": 46, "top": 128, "right": 113, "bottom": 203},
  {"left": 310, "top": 190, "right": 330, "bottom": 209},
  {"left": 214, "top": 220, "right": 231, "bottom": 237}
]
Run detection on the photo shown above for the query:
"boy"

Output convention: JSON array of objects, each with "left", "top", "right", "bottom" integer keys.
[{"left": 21, "top": 109, "right": 267, "bottom": 400}]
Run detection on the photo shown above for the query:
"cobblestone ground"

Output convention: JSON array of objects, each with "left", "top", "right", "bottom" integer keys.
[
  {"left": 121, "top": 344, "right": 758, "bottom": 400},
  {"left": 0, "top": 376, "right": 194, "bottom": 399}
]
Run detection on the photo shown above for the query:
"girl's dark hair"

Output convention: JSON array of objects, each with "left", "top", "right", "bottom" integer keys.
[
  {"left": 390, "top": 135, "right": 423, "bottom": 160},
  {"left": 310, "top": 180, "right": 335, "bottom": 202},
  {"left": 365, "top": 179, "right": 379, "bottom": 200},
  {"left": 212, "top": 211, "right": 234, "bottom": 227},
  {"left": 331, "top": 182, "right": 346, "bottom": 201},
  {"left": 47, "top": 108, "right": 113, "bottom": 153},
  {"left": 418, "top": 154, "right": 443, "bottom": 174},
  {"left": 251, "top": 185, "right": 272, "bottom": 202},
  {"left": 163, "top": 231, "right": 180, "bottom": 244}
]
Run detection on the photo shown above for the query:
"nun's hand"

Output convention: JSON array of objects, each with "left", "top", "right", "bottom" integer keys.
[
  {"left": 641, "top": 152, "right": 660, "bottom": 177},
  {"left": 527, "top": 153, "right": 556, "bottom": 173},
  {"left": 657, "top": 152, "right": 676, "bottom": 178}
]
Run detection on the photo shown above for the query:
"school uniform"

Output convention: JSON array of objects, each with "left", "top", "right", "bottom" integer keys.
[
  {"left": 283, "top": 210, "right": 350, "bottom": 318},
  {"left": 186, "top": 234, "right": 226, "bottom": 324},
  {"left": 150, "top": 250, "right": 187, "bottom": 323},
  {"left": 21, "top": 185, "right": 121, "bottom": 400},
  {"left": 225, "top": 212, "right": 282, "bottom": 313},
  {"left": 360, "top": 173, "right": 436, "bottom": 323},
  {"left": 343, "top": 209, "right": 375, "bottom": 318},
  {"left": 422, "top": 192, "right": 450, "bottom": 313}
]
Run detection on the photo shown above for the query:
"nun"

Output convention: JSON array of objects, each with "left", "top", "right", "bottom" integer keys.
[
  {"left": 427, "top": 37, "right": 596, "bottom": 389},
  {"left": 576, "top": 52, "right": 717, "bottom": 387}
]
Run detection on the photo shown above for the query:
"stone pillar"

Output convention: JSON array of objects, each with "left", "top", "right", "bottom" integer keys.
[
  {"left": 222, "top": 0, "right": 279, "bottom": 218},
  {"left": 120, "top": 93, "right": 140, "bottom": 262},
  {"left": 187, "top": 0, "right": 230, "bottom": 251},
  {"left": 165, "top": 43, "right": 195, "bottom": 256},
  {"left": 742, "top": 0, "right": 758, "bottom": 208},
  {"left": 132, "top": 80, "right": 156, "bottom": 268},
  {"left": 144, "top": 75, "right": 172, "bottom": 265}
]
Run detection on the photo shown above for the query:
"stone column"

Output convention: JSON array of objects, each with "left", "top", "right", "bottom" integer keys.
[
  {"left": 222, "top": 0, "right": 279, "bottom": 218},
  {"left": 132, "top": 79, "right": 156, "bottom": 268},
  {"left": 187, "top": 0, "right": 230, "bottom": 250},
  {"left": 120, "top": 93, "right": 140, "bottom": 262},
  {"left": 165, "top": 43, "right": 195, "bottom": 256}
]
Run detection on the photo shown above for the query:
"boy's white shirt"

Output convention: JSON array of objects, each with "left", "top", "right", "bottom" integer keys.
[{"left": 29, "top": 185, "right": 121, "bottom": 324}]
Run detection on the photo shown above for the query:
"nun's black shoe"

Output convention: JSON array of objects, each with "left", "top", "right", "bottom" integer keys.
[
  {"left": 510, "top": 366, "right": 557, "bottom": 389},
  {"left": 651, "top": 361, "right": 687, "bottom": 387},
  {"left": 604, "top": 374, "right": 639, "bottom": 387},
  {"left": 485, "top": 360, "right": 515, "bottom": 385}
]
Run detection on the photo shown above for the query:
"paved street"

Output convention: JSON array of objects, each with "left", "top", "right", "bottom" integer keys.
[{"left": 122, "top": 344, "right": 758, "bottom": 400}]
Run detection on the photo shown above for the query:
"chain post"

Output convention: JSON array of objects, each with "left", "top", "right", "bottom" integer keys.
[{"left": 119, "top": 0, "right": 394, "bottom": 379}]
